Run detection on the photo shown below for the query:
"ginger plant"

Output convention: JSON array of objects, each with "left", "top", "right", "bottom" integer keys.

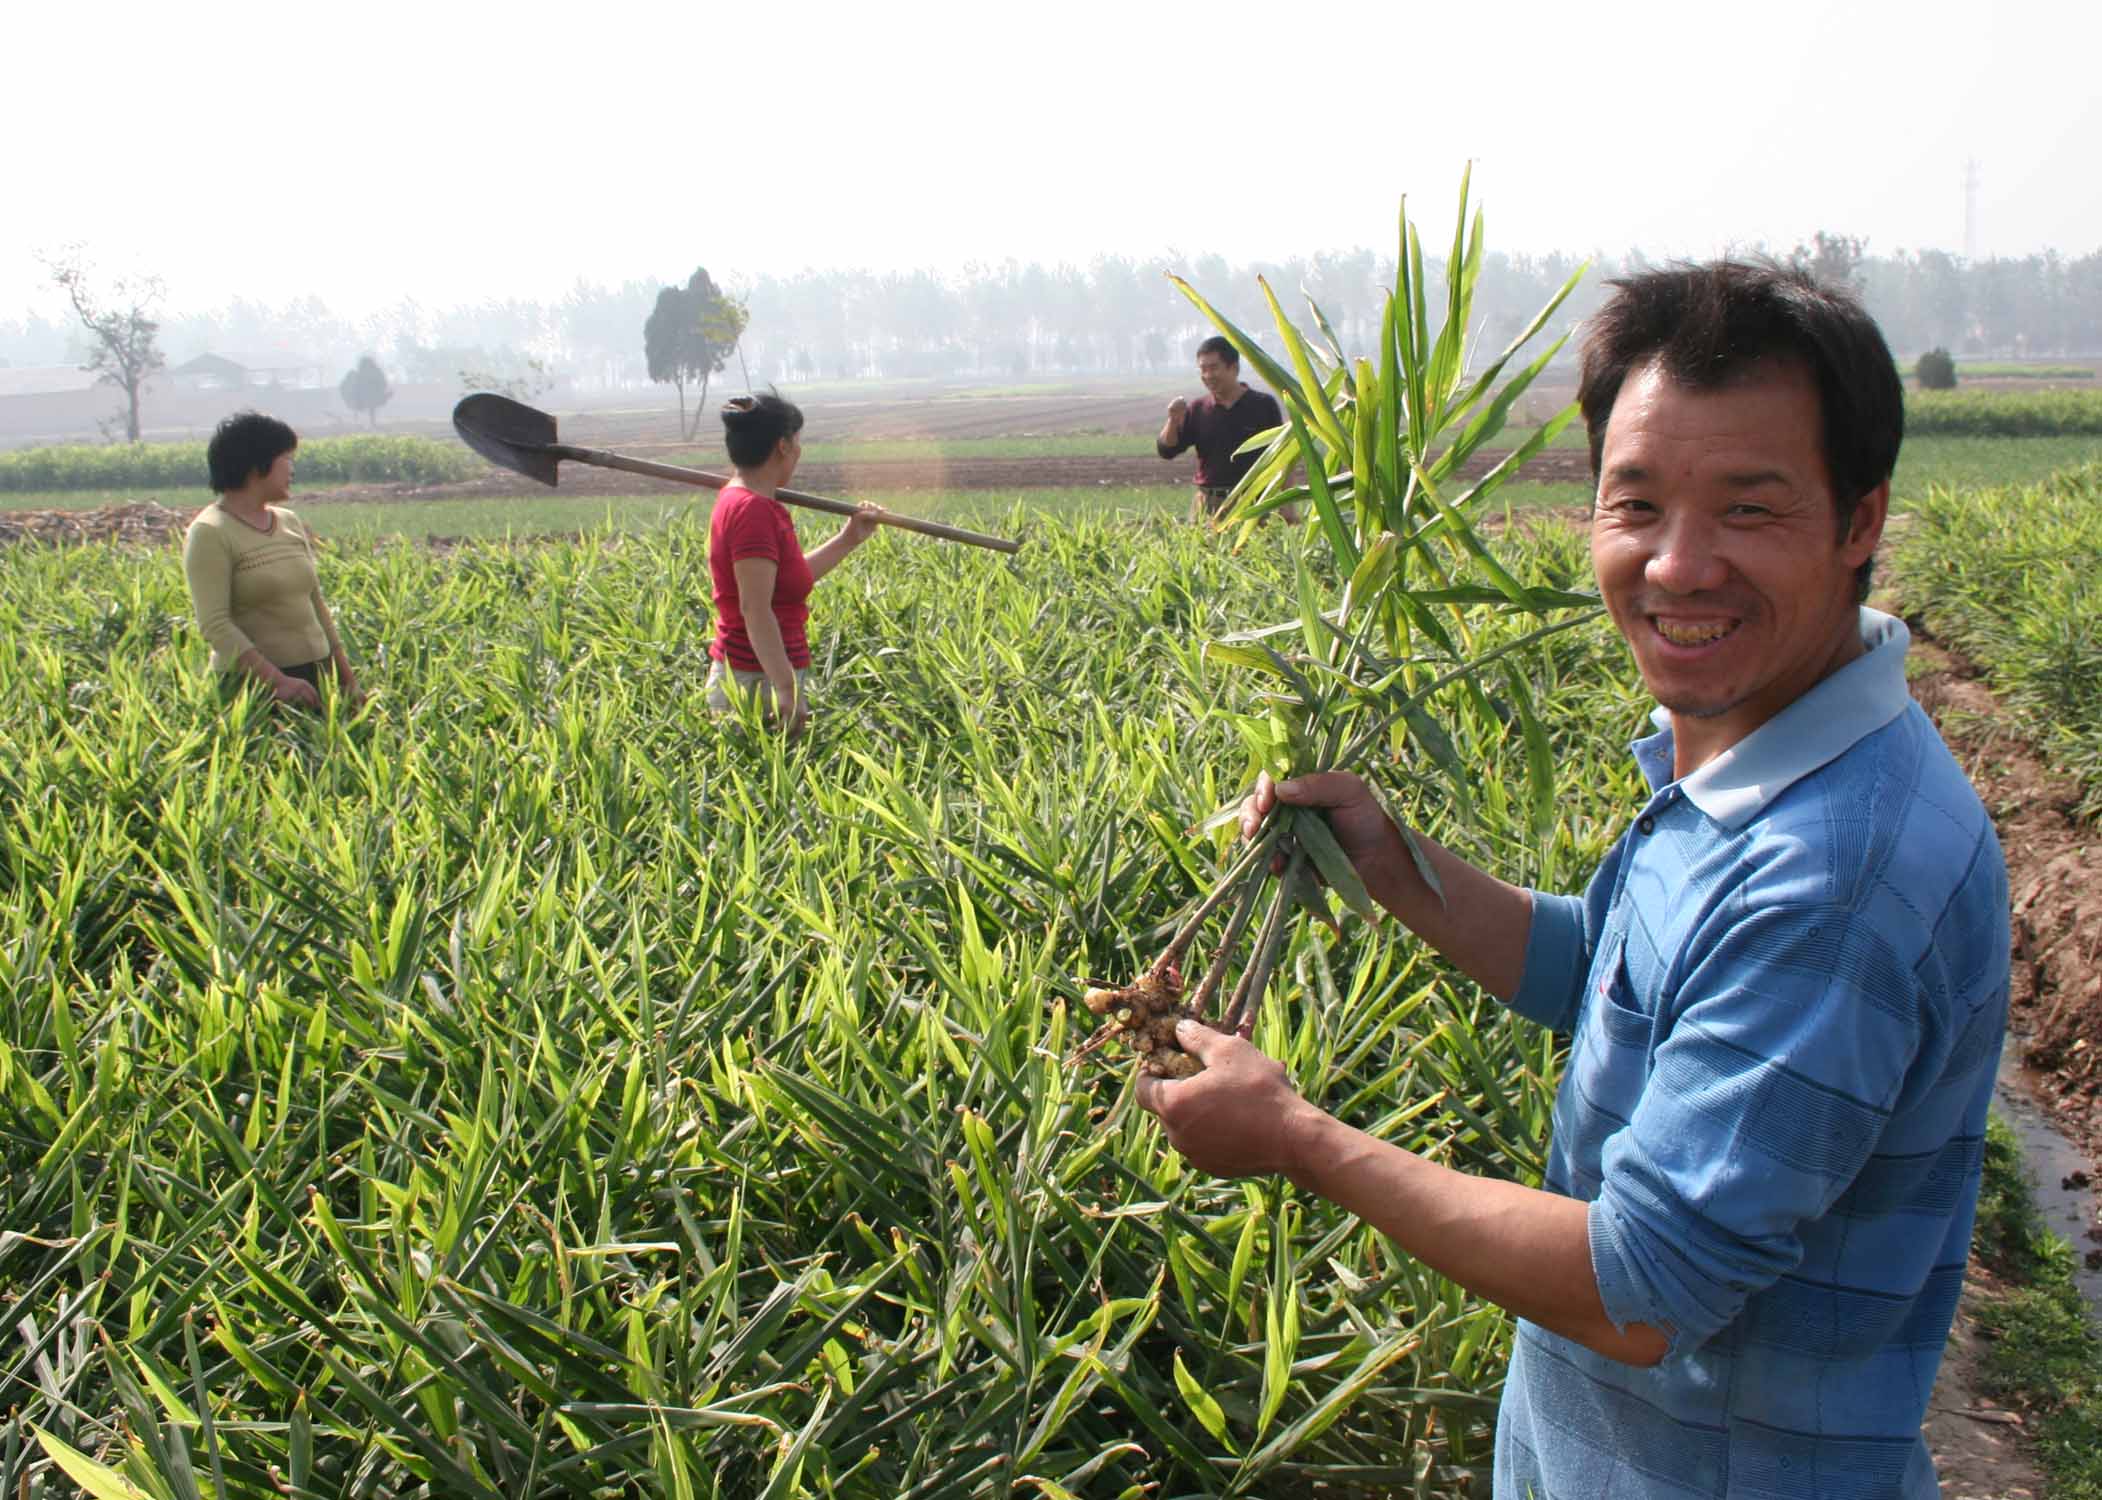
[{"left": 1079, "top": 172, "right": 1604, "bottom": 1076}]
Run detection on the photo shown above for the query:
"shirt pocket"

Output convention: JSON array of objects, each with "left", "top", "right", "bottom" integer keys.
[{"left": 1566, "top": 933, "right": 1659, "bottom": 1138}]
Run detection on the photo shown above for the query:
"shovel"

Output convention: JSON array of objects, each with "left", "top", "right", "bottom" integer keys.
[{"left": 452, "top": 394, "right": 1022, "bottom": 554}]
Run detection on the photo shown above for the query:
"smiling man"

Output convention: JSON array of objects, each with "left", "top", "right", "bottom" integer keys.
[
  {"left": 1138, "top": 262, "right": 2011, "bottom": 1498},
  {"left": 1157, "top": 335, "right": 1288, "bottom": 524}
]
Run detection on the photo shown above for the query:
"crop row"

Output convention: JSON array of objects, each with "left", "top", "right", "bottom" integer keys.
[
  {"left": 0, "top": 510, "right": 1642, "bottom": 1497},
  {"left": 1888, "top": 460, "right": 2102, "bottom": 818},
  {"left": 1943, "top": 363, "right": 2094, "bottom": 380},
  {"left": 1905, "top": 388, "right": 2102, "bottom": 437},
  {"left": 0, "top": 434, "right": 476, "bottom": 493}
]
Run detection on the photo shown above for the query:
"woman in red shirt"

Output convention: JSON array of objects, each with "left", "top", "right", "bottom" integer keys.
[{"left": 705, "top": 393, "right": 883, "bottom": 735}]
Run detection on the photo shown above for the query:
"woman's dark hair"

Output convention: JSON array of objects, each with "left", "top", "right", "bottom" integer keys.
[
  {"left": 721, "top": 391, "right": 804, "bottom": 469},
  {"left": 1578, "top": 260, "right": 1902, "bottom": 597},
  {"left": 1194, "top": 335, "right": 1238, "bottom": 366},
  {"left": 206, "top": 410, "right": 299, "bottom": 494}
]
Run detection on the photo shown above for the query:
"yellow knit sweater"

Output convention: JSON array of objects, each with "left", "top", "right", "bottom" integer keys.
[{"left": 182, "top": 504, "right": 332, "bottom": 674}]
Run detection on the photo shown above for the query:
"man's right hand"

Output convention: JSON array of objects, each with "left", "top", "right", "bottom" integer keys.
[
  {"left": 1241, "top": 771, "right": 1406, "bottom": 888},
  {"left": 1166, "top": 398, "right": 1188, "bottom": 427},
  {"left": 272, "top": 672, "right": 321, "bottom": 709}
]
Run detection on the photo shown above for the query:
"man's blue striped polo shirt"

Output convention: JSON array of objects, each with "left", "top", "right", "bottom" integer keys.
[{"left": 1497, "top": 608, "right": 2011, "bottom": 1498}]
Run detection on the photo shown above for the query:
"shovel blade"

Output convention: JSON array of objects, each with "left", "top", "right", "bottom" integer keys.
[{"left": 453, "top": 393, "right": 562, "bottom": 487}]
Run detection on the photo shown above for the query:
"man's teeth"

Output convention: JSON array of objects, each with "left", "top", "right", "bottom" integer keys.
[{"left": 1656, "top": 619, "right": 1733, "bottom": 645}]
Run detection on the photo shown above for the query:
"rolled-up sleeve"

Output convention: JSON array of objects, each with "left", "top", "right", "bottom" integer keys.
[
  {"left": 1586, "top": 903, "right": 1924, "bottom": 1357},
  {"left": 1508, "top": 890, "right": 1589, "bottom": 1032},
  {"left": 182, "top": 523, "right": 254, "bottom": 664}
]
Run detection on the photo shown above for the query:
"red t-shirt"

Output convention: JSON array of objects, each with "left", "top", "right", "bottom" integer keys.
[{"left": 709, "top": 486, "right": 814, "bottom": 670}]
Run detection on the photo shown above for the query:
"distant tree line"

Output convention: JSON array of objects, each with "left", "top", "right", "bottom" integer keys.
[{"left": 5, "top": 242, "right": 2101, "bottom": 397}]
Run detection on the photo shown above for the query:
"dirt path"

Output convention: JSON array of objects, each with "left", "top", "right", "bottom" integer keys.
[
  {"left": 1909, "top": 627, "right": 2102, "bottom": 1499},
  {"left": 1910, "top": 637, "right": 2102, "bottom": 1160}
]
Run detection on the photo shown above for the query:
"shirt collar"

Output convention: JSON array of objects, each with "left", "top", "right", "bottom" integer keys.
[{"left": 1629, "top": 607, "right": 1914, "bottom": 828}]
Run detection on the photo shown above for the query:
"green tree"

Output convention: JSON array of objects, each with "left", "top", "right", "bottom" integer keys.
[
  {"left": 339, "top": 354, "right": 392, "bottom": 427},
  {"left": 644, "top": 267, "right": 747, "bottom": 439},
  {"left": 42, "top": 249, "right": 163, "bottom": 442},
  {"left": 1915, "top": 347, "right": 1958, "bottom": 389}
]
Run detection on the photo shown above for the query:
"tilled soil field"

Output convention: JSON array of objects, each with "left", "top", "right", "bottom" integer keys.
[
  {"left": 463, "top": 379, "right": 1586, "bottom": 452},
  {"left": 0, "top": 449, "right": 1598, "bottom": 538},
  {"left": 311, "top": 444, "right": 1597, "bottom": 505},
  {"left": 575, "top": 391, "right": 1197, "bottom": 447}
]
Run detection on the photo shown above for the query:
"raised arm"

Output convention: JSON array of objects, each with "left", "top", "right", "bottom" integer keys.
[
  {"left": 804, "top": 502, "right": 883, "bottom": 582},
  {"left": 1156, "top": 398, "right": 1190, "bottom": 458}
]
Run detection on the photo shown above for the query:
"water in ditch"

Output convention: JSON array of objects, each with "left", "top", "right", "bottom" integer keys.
[{"left": 1995, "top": 1046, "right": 2102, "bottom": 1326}]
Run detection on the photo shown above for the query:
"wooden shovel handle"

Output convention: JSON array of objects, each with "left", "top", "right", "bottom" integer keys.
[{"left": 552, "top": 444, "right": 1021, "bottom": 553}]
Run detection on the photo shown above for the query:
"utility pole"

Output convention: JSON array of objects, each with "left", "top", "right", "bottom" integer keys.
[{"left": 1963, "top": 159, "right": 1981, "bottom": 263}]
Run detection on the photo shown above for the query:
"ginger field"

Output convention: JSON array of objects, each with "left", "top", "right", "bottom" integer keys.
[{"left": 1, "top": 509, "right": 1653, "bottom": 1497}]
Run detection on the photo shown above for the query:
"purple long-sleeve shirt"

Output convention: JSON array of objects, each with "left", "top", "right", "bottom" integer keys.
[{"left": 1156, "top": 386, "right": 1283, "bottom": 491}]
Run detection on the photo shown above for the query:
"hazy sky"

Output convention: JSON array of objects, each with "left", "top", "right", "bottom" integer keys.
[{"left": 8, "top": 0, "right": 2098, "bottom": 320}]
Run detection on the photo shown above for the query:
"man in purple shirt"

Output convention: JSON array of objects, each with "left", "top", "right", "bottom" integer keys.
[{"left": 1157, "top": 335, "right": 1293, "bottom": 524}]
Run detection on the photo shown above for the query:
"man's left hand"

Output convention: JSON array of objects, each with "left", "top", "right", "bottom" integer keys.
[{"left": 1134, "top": 1020, "right": 1323, "bottom": 1179}]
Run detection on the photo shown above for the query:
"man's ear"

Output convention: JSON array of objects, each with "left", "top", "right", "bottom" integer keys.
[{"left": 1843, "top": 480, "right": 1890, "bottom": 567}]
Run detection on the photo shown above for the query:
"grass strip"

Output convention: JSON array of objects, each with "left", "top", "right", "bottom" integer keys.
[{"left": 1969, "top": 1114, "right": 2102, "bottom": 1498}]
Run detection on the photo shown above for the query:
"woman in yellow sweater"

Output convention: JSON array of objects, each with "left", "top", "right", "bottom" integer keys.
[{"left": 183, "top": 411, "right": 363, "bottom": 708}]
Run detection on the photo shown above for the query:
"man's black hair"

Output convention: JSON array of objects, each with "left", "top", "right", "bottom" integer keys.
[
  {"left": 1194, "top": 335, "right": 1238, "bottom": 366},
  {"left": 721, "top": 390, "right": 805, "bottom": 469},
  {"left": 206, "top": 410, "right": 298, "bottom": 494},
  {"left": 1578, "top": 260, "right": 1902, "bottom": 599}
]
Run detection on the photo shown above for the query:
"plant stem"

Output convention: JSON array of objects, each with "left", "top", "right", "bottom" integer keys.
[
  {"left": 1223, "top": 852, "right": 1301, "bottom": 1036},
  {"left": 1153, "top": 823, "right": 1281, "bottom": 977},
  {"left": 1187, "top": 868, "right": 1268, "bottom": 1018}
]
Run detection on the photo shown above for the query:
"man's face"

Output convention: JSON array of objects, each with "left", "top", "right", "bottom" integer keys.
[
  {"left": 1196, "top": 352, "right": 1238, "bottom": 400},
  {"left": 1590, "top": 357, "right": 1886, "bottom": 762}
]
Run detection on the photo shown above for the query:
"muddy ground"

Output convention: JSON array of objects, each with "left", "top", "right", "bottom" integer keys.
[
  {"left": 1911, "top": 641, "right": 2102, "bottom": 1160},
  {"left": 1910, "top": 630, "right": 2102, "bottom": 1499}
]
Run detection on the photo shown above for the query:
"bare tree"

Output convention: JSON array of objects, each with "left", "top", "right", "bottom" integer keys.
[
  {"left": 1789, "top": 232, "right": 1868, "bottom": 295},
  {"left": 43, "top": 249, "right": 165, "bottom": 442}
]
